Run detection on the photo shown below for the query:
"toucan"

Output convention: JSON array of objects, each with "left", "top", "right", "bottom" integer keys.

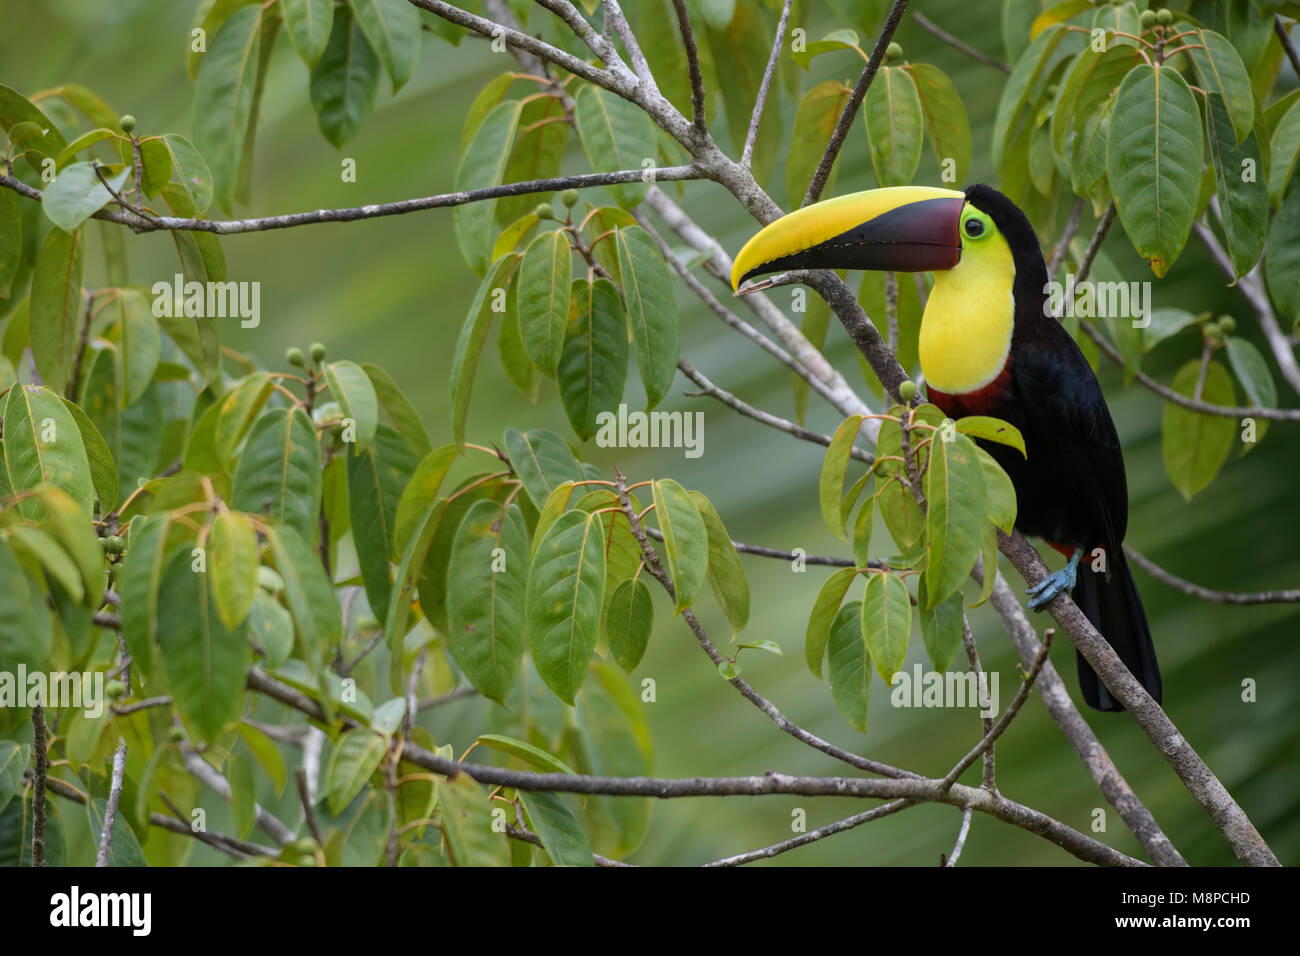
[{"left": 731, "top": 184, "right": 1160, "bottom": 712}]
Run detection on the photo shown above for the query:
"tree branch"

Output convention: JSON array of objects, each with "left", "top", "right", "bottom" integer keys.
[
  {"left": 1125, "top": 545, "right": 1300, "bottom": 604},
  {"left": 95, "top": 740, "right": 127, "bottom": 867},
  {"left": 703, "top": 799, "right": 916, "bottom": 866},
  {"left": 0, "top": 167, "right": 701, "bottom": 236},
  {"left": 670, "top": 0, "right": 708, "bottom": 135},
  {"left": 31, "top": 706, "right": 47, "bottom": 867}
]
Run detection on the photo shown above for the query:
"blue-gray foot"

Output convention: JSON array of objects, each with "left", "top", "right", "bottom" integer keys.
[{"left": 1026, "top": 548, "right": 1082, "bottom": 610}]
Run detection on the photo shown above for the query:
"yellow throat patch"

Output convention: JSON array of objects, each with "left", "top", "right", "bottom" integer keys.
[{"left": 919, "top": 204, "right": 1017, "bottom": 394}]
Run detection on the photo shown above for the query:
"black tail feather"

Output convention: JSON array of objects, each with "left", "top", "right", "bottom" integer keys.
[{"left": 1071, "top": 548, "right": 1161, "bottom": 712}]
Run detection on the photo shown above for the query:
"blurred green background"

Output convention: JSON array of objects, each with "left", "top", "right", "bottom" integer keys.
[{"left": 3, "top": 0, "right": 1296, "bottom": 865}]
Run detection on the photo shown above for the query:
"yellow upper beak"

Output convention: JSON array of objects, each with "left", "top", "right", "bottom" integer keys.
[{"left": 731, "top": 186, "right": 966, "bottom": 293}]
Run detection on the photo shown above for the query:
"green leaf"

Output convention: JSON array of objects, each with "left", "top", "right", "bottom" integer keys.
[
  {"left": 156, "top": 546, "right": 251, "bottom": 741},
  {"left": 476, "top": 734, "right": 577, "bottom": 775},
  {"left": 1269, "top": 95, "right": 1300, "bottom": 206},
  {"left": 954, "top": 415, "right": 1026, "bottom": 456},
  {"left": 852, "top": 492, "right": 875, "bottom": 568},
  {"left": 525, "top": 510, "right": 606, "bottom": 703},
  {"left": 1051, "top": 43, "right": 1142, "bottom": 163},
  {"left": 248, "top": 588, "right": 294, "bottom": 668},
  {"left": 460, "top": 73, "right": 516, "bottom": 153},
  {"left": 1107, "top": 64, "right": 1203, "bottom": 277},
  {"left": 805, "top": 566, "right": 858, "bottom": 679},
  {"left": 7, "top": 525, "right": 83, "bottom": 604},
  {"left": 604, "top": 576, "right": 653, "bottom": 672},
  {"left": 454, "top": 100, "right": 523, "bottom": 274},
  {"left": 230, "top": 406, "right": 322, "bottom": 543},
  {"left": 360, "top": 361, "right": 432, "bottom": 459},
  {"left": 41, "top": 162, "right": 129, "bottom": 232},
  {"left": 324, "top": 359, "right": 379, "bottom": 453},
  {"left": 918, "top": 576, "right": 964, "bottom": 671},
  {"left": 517, "top": 790, "right": 594, "bottom": 867},
  {"left": 111, "top": 287, "right": 160, "bottom": 410},
  {"left": 309, "top": 2, "right": 381, "bottom": 147},
  {"left": 29, "top": 227, "right": 84, "bottom": 396},
  {"left": 327, "top": 729, "right": 388, "bottom": 814},
  {"left": 86, "top": 797, "right": 145, "bottom": 867},
  {"left": 437, "top": 772, "right": 510, "bottom": 865},
  {"left": 445, "top": 499, "right": 529, "bottom": 704},
  {"left": 1206, "top": 93, "right": 1267, "bottom": 278},
  {"left": 819, "top": 414, "right": 865, "bottom": 540},
  {"left": 992, "top": 25, "right": 1070, "bottom": 169},
  {"left": 923, "top": 432, "right": 987, "bottom": 609},
  {"left": 827, "top": 601, "right": 870, "bottom": 732},
  {"left": 159, "top": 183, "right": 227, "bottom": 285},
  {"left": 1186, "top": 28, "right": 1254, "bottom": 145},
  {"left": 118, "top": 514, "right": 175, "bottom": 676},
  {"left": 558, "top": 277, "right": 628, "bottom": 440},
  {"left": 1265, "top": 187, "right": 1300, "bottom": 324},
  {"left": 208, "top": 509, "right": 258, "bottom": 630},
  {"left": 504, "top": 427, "right": 585, "bottom": 511},
  {"left": 973, "top": 445, "right": 1017, "bottom": 534},
  {"left": 1224, "top": 335, "right": 1276, "bottom": 445},
  {"left": 787, "top": 81, "right": 852, "bottom": 208},
  {"left": 651, "top": 478, "right": 708, "bottom": 614},
  {"left": 0, "top": 84, "right": 69, "bottom": 174},
  {"left": 393, "top": 443, "right": 458, "bottom": 557},
  {"left": 790, "top": 28, "right": 863, "bottom": 69},
  {"left": 1161, "top": 359, "right": 1237, "bottom": 500},
  {"left": 906, "top": 63, "right": 971, "bottom": 187},
  {"left": 614, "top": 226, "right": 679, "bottom": 410},
  {"left": 238, "top": 720, "right": 288, "bottom": 796},
  {"left": 215, "top": 372, "right": 276, "bottom": 467},
  {"left": 3, "top": 384, "right": 93, "bottom": 515},
  {"left": 191, "top": 5, "right": 264, "bottom": 210},
  {"left": 497, "top": 94, "right": 568, "bottom": 227},
  {"left": 0, "top": 187, "right": 20, "bottom": 299},
  {"left": 862, "top": 571, "right": 911, "bottom": 682},
  {"left": 265, "top": 522, "right": 341, "bottom": 672},
  {"left": 864, "top": 66, "right": 924, "bottom": 187},
  {"left": 350, "top": 0, "right": 422, "bottom": 93},
  {"left": 0, "top": 741, "right": 29, "bottom": 815},
  {"left": 572, "top": 84, "right": 657, "bottom": 208},
  {"left": 281, "top": 0, "right": 334, "bottom": 67},
  {"left": 60, "top": 397, "right": 117, "bottom": 511},
  {"left": 161, "top": 133, "right": 215, "bottom": 214},
  {"left": 690, "top": 491, "right": 749, "bottom": 636},
  {"left": 117, "top": 136, "right": 172, "bottom": 199},
  {"left": 0, "top": 535, "right": 51, "bottom": 669},
  {"left": 517, "top": 231, "right": 572, "bottom": 377},
  {"left": 347, "top": 424, "right": 417, "bottom": 618}
]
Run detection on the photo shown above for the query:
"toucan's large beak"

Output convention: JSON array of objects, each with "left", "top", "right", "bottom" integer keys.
[{"left": 731, "top": 186, "right": 966, "bottom": 294}]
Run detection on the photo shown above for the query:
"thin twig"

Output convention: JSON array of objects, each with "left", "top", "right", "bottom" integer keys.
[
  {"left": 95, "top": 740, "right": 127, "bottom": 866},
  {"left": 942, "top": 629, "right": 1055, "bottom": 790},
  {"left": 742, "top": 0, "right": 792, "bottom": 168},
  {"left": 670, "top": 0, "right": 707, "bottom": 134},
  {"left": 1046, "top": 198, "right": 1085, "bottom": 279},
  {"left": 704, "top": 799, "right": 916, "bottom": 866},
  {"left": 912, "top": 11, "right": 1010, "bottom": 72},
  {"left": 1274, "top": 15, "right": 1300, "bottom": 79},
  {"left": 296, "top": 768, "right": 325, "bottom": 848},
  {"left": 677, "top": 358, "right": 873, "bottom": 462},
  {"left": 944, "top": 808, "right": 974, "bottom": 866},
  {"left": 505, "top": 822, "right": 632, "bottom": 866}
]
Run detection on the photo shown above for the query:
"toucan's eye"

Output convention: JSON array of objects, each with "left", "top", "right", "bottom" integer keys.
[{"left": 964, "top": 217, "right": 985, "bottom": 238}]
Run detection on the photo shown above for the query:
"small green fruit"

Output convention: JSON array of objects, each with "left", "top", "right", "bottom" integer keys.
[
  {"left": 291, "top": 837, "right": 318, "bottom": 854},
  {"left": 1045, "top": 85, "right": 1058, "bottom": 99},
  {"left": 1218, "top": 315, "right": 1237, "bottom": 334},
  {"left": 1139, "top": 10, "right": 1157, "bottom": 27},
  {"left": 560, "top": 188, "right": 579, "bottom": 208},
  {"left": 898, "top": 380, "right": 917, "bottom": 402},
  {"left": 103, "top": 535, "right": 125, "bottom": 555},
  {"left": 885, "top": 42, "right": 903, "bottom": 61},
  {"left": 296, "top": 853, "right": 317, "bottom": 867},
  {"left": 106, "top": 681, "right": 126, "bottom": 699},
  {"left": 310, "top": 342, "right": 327, "bottom": 364},
  {"left": 168, "top": 726, "right": 186, "bottom": 742},
  {"left": 1156, "top": 9, "right": 1173, "bottom": 25},
  {"left": 286, "top": 346, "right": 306, "bottom": 368},
  {"left": 1206, "top": 324, "right": 1225, "bottom": 345},
  {"left": 534, "top": 202, "right": 555, "bottom": 220},
  {"left": 119, "top": 114, "right": 136, "bottom": 134}
]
